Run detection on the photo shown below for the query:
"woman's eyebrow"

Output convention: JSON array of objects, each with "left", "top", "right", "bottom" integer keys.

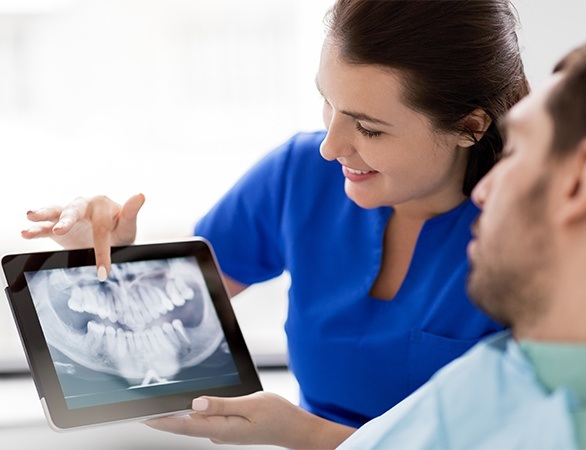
[
  {"left": 342, "top": 110, "right": 391, "bottom": 126},
  {"left": 315, "top": 76, "right": 392, "bottom": 127}
]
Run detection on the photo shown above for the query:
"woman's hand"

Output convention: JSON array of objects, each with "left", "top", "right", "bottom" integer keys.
[
  {"left": 22, "top": 193, "right": 146, "bottom": 280},
  {"left": 144, "top": 392, "right": 355, "bottom": 449}
]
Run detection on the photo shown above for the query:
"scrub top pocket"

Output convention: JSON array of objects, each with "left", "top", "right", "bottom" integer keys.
[{"left": 408, "top": 329, "right": 479, "bottom": 392}]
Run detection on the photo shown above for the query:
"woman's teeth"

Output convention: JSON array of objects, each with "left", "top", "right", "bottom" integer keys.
[{"left": 346, "top": 167, "right": 374, "bottom": 175}]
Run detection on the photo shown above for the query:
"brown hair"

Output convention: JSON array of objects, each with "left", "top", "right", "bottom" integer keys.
[
  {"left": 547, "top": 43, "right": 586, "bottom": 157},
  {"left": 325, "top": 0, "right": 530, "bottom": 196}
]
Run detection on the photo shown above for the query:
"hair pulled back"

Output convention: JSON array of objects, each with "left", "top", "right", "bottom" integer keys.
[{"left": 325, "top": 0, "right": 530, "bottom": 195}]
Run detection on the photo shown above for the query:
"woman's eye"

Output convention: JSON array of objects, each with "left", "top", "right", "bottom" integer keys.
[{"left": 356, "top": 122, "right": 382, "bottom": 138}]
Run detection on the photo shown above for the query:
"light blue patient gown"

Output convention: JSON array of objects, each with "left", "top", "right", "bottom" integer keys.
[{"left": 338, "top": 332, "right": 583, "bottom": 449}]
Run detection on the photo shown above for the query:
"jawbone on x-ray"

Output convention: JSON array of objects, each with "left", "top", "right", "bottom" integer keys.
[{"left": 25, "top": 257, "right": 226, "bottom": 386}]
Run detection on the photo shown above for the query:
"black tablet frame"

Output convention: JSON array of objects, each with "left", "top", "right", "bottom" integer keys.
[{"left": 2, "top": 238, "right": 262, "bottom": 431}]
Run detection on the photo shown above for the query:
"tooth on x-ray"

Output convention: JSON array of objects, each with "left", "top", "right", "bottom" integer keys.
[{"left": 28, "top": 257, "right": 224, "bottom": 386}]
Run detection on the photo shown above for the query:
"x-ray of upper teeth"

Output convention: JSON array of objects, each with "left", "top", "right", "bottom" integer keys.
[{"left": 25, "top": 256, "right": 227, "bottom": 388}]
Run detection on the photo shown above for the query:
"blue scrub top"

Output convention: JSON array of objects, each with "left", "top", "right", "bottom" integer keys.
[{"left": 194, "top": 131, "right": 503, "bottom": 428}]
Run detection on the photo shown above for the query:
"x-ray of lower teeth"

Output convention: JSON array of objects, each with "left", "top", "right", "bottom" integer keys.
[{"left": 25, "top": 256, "right": 237, "bottom": 406}]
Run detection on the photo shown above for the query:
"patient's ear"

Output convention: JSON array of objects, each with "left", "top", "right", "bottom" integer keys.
[
  {"left": 457, "top": 109, "right": 492, "bottom": 148},
  {"left": 559, "top": 139, "right": 586, "bottom": 225}
]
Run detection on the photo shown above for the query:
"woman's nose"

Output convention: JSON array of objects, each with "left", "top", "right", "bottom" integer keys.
[{"left": 319, "top": 113, "right": 354, "bottom": 161}]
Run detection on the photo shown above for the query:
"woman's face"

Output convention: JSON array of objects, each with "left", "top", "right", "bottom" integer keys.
[{"left": 316, "top": 38, "right": 469, "bottom": 215}]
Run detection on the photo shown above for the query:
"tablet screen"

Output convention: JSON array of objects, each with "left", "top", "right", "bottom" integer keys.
[
  {"left": 2, "top": 239, "right": 262, "bottom": 430},
  {"left": 25, "top": 256, "right": 238, "bottom": 410}
]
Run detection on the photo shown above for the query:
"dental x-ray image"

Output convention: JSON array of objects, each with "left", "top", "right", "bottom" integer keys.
[{"left": 24, "top": 256, "right": 240, "bottom": 409}]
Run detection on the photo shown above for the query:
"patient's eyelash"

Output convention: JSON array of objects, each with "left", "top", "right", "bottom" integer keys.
[{"left": 356, "top": 122, "right": 382, "bottom": 138}]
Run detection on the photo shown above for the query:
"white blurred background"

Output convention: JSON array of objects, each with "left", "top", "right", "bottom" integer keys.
[{"left": 0, "top": 0, "right": 585, "bottom": 372}]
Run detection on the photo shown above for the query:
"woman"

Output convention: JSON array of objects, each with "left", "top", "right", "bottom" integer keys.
[{"left": 23, "top": 0, "right": 529, "bottom": 429}]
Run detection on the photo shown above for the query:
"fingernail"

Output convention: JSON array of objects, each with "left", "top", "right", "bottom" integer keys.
[
  {"left": 97, "top": 266, "right": 108, "bottom": 282},
  {"left": 26, "top": 210, "right": 36, "bottom": 215},
  {"left": 192, "top": 398, "right": 209, "bottom": 411},
  {"left": 53, "top": 221, "right": 65, "bottom": 230}
]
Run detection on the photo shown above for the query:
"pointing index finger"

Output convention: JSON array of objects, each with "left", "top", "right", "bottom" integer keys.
[{"left": 88, "top": 199, "right": 117, "bottom": 281}]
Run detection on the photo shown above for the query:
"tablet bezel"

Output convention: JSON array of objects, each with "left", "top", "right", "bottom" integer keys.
[{"left": 2, "top": 238, "right": 263, "bottom": 431}]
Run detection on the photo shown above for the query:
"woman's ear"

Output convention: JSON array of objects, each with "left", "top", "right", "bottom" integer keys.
[
  {"left": 457, "top": 108, "right": 492, "bottom": 148},
  {"left": 558, "top": 138, "right": 586, "bottom": 226}
]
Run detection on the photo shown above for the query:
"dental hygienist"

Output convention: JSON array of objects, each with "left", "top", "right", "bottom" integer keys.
[{"left": 22, "top": 0, "right": 529, "bottom": 429}]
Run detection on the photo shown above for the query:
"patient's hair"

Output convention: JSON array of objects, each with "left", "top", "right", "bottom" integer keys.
[
  {"left": 547, "top": 43, "right": 586, "bottom": 157},
  {"left": 324, "top": 0, "right": 530, "bottom": 196}
]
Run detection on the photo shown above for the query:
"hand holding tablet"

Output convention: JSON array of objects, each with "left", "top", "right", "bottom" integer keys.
[{"left": 1, "top": 238, "right": 262, "bottom": 431}]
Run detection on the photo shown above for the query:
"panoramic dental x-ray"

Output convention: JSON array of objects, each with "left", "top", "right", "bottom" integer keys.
[{"left": 24, "top": 256, "right": 237, "bottom": 409}]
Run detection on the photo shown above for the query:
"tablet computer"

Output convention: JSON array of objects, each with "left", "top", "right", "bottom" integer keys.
[{"left": 1, "top": 238, "right": 262, "bottom": 431}]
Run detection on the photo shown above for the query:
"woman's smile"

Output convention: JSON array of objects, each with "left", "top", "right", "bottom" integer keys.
[{"left": 342, "top": 165, "right": 379, "bottom": 182}]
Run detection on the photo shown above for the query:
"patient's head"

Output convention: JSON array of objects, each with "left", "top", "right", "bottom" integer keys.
[{"left": 466, "top": 43, "right": 586, "bottom": 341}]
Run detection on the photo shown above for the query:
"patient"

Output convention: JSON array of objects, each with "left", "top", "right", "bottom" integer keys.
[{"left": 145, "top": 42, "right": 586, "bottom": 449}]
